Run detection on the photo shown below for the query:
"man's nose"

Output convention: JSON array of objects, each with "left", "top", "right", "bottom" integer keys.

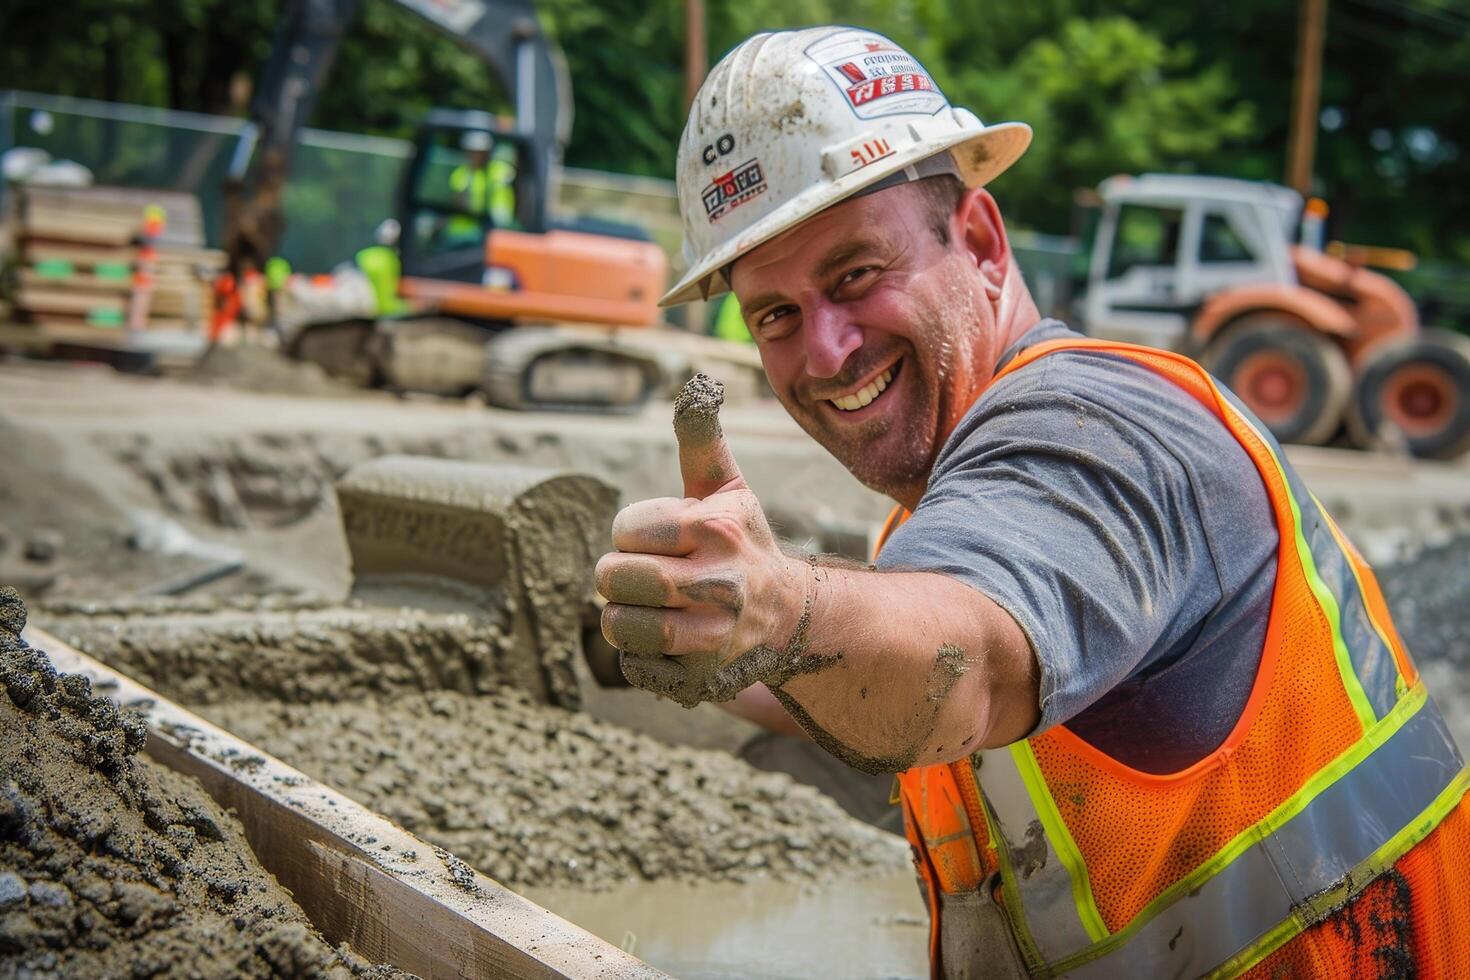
[{"left": 803, "top": 303, "right": 863, "bottom": 379}]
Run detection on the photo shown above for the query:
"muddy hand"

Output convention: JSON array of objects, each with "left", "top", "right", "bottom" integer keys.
[{"left": 597, "top": 374, "right": 807, "bottom": 708}]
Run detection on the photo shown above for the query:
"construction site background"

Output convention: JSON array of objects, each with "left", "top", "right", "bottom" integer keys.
[
  {"left": 2, "top": 1, "right": 1470, "bottom": 976},
  {"left": 0, "top": 90, "right": 684, "bottom": 287}
]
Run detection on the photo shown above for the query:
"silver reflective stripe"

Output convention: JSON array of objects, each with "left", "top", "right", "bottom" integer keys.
[
  {"left": 1222, "top": 384, "right": 1401, "bottom": 717},
  {"left": 976, "top": 747, "right": 1096, "bottom": 962},
  {"left": 1060, "top": 696, "right": 1463, "bottom": 978},
  {"left": 1305, "top": 497, "right": 1402, "bottom": 718},
  {"left": 1273, "top": 448, "right": 1402, "bottom": 718}
]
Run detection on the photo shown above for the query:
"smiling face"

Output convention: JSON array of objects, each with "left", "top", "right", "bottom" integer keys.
[{"left": 729, "top": 181, "right": 1019, "bottom": 505}]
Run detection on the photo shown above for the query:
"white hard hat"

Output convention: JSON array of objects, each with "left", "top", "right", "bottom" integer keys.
[
  {"left": 461, "top": 130, "right": 493, "bottom": 153},
  {"left": 661, "top": 26, "right": 1032, "bottom": 307}
]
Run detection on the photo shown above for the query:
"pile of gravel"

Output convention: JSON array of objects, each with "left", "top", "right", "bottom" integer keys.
[{"left": 1378, "top": 534, "right": 1470, "bottom": 667}]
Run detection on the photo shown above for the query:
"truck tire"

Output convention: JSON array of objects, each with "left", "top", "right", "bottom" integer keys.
[
  {"left": 1347, "top": 329, "right": 1470, "bottom": 460},
  {"left": 1204, "top": 317, "right": 1352, "bottom": 446}
]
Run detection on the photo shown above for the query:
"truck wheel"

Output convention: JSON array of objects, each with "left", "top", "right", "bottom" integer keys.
[
  {"left": 1204, "top": 317, "right": 1351, "bottom": 446},
  {"left": 1347, "top": 330, "right": 1470, "bottom": 460}
]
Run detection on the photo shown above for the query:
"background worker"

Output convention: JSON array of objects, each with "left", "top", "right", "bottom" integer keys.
[
  {"left": 597, "top": 26, "right": 1470, "bottom": 977},
  {"left": 447, "top": 130, "right": 518, "bottom": 241}
]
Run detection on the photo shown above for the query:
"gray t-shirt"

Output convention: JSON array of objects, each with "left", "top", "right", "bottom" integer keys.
[{"left": 877, "top": 321, "right": 1278, "bottom": 773}]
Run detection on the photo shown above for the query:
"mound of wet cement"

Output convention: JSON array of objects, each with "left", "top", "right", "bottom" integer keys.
[
  {"left": 204, "top": 689, "right": 907, "bottom": 891},
  {"left": 0, "top": 589, "right": 410, "bottom": 979},
  {"left": 51, "top": 605, "right": 909, "bottom": 888}
]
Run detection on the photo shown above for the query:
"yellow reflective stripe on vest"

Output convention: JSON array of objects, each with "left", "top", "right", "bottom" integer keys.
[
  {"left": 1213, "top": 762, "right": 1470, "bottom": 978},
  {"left": 983, "top": 685, "right": 1464, "bottom": 977},
  {"left": 1009, "top": 743, "right": 1108, "bottom": 943}
]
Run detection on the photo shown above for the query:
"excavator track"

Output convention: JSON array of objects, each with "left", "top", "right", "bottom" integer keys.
[{"left": 481, "top": 327, "right": 663, "bottom": 414}]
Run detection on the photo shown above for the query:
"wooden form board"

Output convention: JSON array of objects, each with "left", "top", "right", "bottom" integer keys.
[
  {"left": 26, "top": 627, "right": 665, "bottom": 980},
  {"left": 21, "top": 211, "right": 139, "bottom": 247},
  {"left": 14, "top": 286, "right": 128, "bottom": 317}
]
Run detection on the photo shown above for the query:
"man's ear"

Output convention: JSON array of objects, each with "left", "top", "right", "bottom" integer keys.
[{"left": 956, "top": 188, "right": 1010, "bottom": 284}]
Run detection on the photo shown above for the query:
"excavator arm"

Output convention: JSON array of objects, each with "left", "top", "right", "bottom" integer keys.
[{"left": 225, "top": 0, "right": 570, "bottom": 273}]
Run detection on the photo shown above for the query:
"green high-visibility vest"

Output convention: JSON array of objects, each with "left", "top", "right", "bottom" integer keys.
[
  {"left": 449, "top": 159, "right": 516, "bottom": 233},
  {"left": 713, "top": 293, "right": 753, "bottom": 343}
]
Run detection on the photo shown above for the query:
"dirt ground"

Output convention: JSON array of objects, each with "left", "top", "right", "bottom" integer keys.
[{"left": 0, "top": 358, "right": 889, "bottom": 603}]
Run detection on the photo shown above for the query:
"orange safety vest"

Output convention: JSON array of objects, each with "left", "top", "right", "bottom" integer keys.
[{"left": 878, "top": 338, "right": 1470, "bottom": 978}]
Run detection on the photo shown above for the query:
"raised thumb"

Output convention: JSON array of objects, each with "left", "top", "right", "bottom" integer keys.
[{"left": 674, "top": 373, "right": 746, "bottom": 500}]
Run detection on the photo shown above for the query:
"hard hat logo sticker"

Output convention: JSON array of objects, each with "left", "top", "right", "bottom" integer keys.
[
  {"left": 702, "top": 158, "right": 767, "bottom": 222},
  {"left": 702, "top": 134, "right": 737, "bottom": 165},
  {"left": 805, "top": 31, "right": 947, "bottom": 120}
]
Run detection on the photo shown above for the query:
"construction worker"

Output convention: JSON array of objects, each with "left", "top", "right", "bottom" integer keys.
[
  {"left": 596, "top": 26, "right": 1470, "bottom": 978},
  {"left": 447, "top": 131, "right": 517, "bottom": 241}
]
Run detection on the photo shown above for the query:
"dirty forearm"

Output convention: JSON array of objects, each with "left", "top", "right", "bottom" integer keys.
[{"left": 772, "top": 564, "right": 1039, "bottom": 774}]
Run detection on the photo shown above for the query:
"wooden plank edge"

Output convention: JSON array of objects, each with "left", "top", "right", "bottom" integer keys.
[{"left": 23, "top": 626, "right": 664, "bottom": 980}]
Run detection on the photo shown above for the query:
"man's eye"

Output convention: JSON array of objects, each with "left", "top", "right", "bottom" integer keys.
[
  {"left": 758, "top": 305, "right": 796, "bottom": 328},
  {"left": 755, "top": 306, "right": 799, "bottom": 342},
  {"left": 839, "top": 266, "right": 877, "bottom": 287}
]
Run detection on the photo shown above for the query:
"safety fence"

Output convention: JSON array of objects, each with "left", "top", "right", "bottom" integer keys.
[{"left": 0, "top": 90, "right": 681, "bottom": 275}]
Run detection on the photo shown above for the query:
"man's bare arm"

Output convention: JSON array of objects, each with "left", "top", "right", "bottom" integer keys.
[
  {"left": 770, "top": 563, "right": 1038, "bottom": 772},
  {"left": 597, "top": 375, "right": 1039, "bottom": 773}
]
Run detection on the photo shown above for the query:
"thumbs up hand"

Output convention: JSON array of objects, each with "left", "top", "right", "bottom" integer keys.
[{"left": 596, "top": 375, "right": 812, "bottom": 708}]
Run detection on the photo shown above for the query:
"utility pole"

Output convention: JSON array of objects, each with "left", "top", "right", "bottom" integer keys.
[
  {"left": 1286, "top": 0, "right": 1328, "bottom": 195},
  {"left": 684, "top": 0, "right": 707, "bottom": 110}
]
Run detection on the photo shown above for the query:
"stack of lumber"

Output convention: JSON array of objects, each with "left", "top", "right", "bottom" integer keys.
[{"left": 7, "top": 185, "right": 225, "bottom": 346}]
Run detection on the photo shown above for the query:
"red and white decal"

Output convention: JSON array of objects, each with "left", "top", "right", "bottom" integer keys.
[
  {"left": 702, "top": 158, "right": 768, "bottom": 222},
  {"left": 804, "top": 30, "right": 947, "bottom": 120},
  {"left": 849, "top": 137, "right": 895, "bottom": 170}
]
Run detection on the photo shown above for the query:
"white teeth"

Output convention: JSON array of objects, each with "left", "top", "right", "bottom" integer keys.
[{"left": 831, "top": 366, "right": 896, "bottom": 412}]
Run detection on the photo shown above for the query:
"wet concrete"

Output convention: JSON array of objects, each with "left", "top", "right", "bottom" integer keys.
[
  {"left": 50, "top": 610, "right": 909, "bottom": 894},
  {"left": 0, "top": 589, "right": 409, "bottom": 978},
  {"left": 198, "top": 689, "right": 908, "bottom": 891}
]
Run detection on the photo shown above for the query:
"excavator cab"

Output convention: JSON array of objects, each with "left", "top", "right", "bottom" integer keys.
[
  {"left": 235, "top": 0, "right": 669, "bottom": 414},
  {"left": 390, "top": 108, "right": 666, "bottom": 330},
  {"left": 399, "top": 114, "right": 534, "bottom": 284}
]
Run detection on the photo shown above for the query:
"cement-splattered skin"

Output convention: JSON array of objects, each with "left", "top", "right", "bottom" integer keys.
[
  {"left": 602, "top": 373, "right": 831, "bottom": 708},
  {"left": 600, "top": 370, "right": 1035, "bottom": 772},
  {"left": 773, "top": 639, "right": 978, "bottom": 776},
  {"left": 0, "top": 589, "right": 408, "bottom": 979}
]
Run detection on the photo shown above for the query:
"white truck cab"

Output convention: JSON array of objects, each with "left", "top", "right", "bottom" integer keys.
[{"left": 1084, "top": 174, "right": 1302, "bottom": 347}]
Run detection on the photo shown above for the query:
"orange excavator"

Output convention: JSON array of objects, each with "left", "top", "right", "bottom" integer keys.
[
  {"left": 1082, "top": 174, "right": 1470, "bottom": 458},
  {"left": 224, "top": 0, "right": 667, "bottom": 411}
]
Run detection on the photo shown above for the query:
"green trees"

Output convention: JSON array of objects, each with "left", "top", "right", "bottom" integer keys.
[
  {"left": 3, "top": 0, "right": 1468, "bottom": 262},
  {"left": 908, "top": 12, "right": 1256, "bottom": 227}
]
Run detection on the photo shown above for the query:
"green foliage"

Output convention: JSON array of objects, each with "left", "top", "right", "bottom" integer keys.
[
  {"left": 916, "top": 13, "right": 1255, "bottom": 227},
  {"left": 3, "top": 0, "right": 1470, "bottom": 264},
  {"left": 316, "top": 0, "right": 508, "bottom": 138}
]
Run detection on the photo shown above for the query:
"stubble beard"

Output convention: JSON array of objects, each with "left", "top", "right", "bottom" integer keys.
[
  {"left": 785, "top": 366, "right": 941, "bottom": 504},
  {"left": 783, "top": 264, "right": 987, "bottom": 505}
]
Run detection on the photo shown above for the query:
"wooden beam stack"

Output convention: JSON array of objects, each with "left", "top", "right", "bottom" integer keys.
[{"left": 7, "top": 185, "right": 225, "bottom": 347}]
